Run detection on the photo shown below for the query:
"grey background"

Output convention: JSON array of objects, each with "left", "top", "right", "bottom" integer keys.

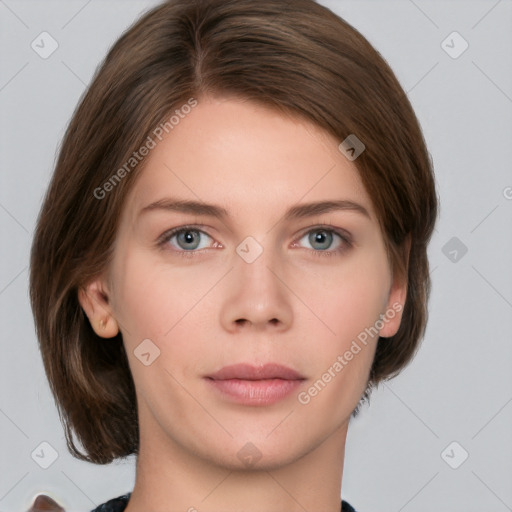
[{"left": 1, "top": 1, "right": 511, "bottom": 511}]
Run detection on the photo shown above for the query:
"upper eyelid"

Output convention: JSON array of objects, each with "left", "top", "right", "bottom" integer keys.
[{"left": 296, "top": 225, "right": 350, "bottom": 239}]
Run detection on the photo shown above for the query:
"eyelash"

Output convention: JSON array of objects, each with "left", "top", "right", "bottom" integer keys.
[{"left": 156, "top": 224, "right": 353, "bottom": 258}]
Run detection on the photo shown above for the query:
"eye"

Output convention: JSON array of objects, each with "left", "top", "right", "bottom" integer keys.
[
  {"left": 294, "top": 227, "right": 352, "bottom": 256},
  {"left": 158, "top": 226, "right": 217, "bottom": 253},
  {"left": 157, "top": 224, "right": 352, "bottom": 258}
]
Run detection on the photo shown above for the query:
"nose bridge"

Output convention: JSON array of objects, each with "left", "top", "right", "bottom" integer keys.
[
  {"left": 220, "top": 234, "right": 293, "bottom": 330},
  {"left": 235, "top": 234, "right": 281, "bottom": 300}
]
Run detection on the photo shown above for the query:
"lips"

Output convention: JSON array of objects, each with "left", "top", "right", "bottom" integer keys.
[
  {"left": 205, "top": 363, "right": 306, "bottom": 406},
  {"left": 206, "top": 363, "right": 305, "bottom": 381}
]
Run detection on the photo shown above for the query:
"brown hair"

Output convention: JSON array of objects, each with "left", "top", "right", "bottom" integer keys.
[{"left": 29, "top": 0, "right": 438, "bottom": 464}]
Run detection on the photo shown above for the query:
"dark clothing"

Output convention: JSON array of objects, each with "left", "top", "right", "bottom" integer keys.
[{"left": 89, "top": 492, "right": 357, "bottom": 511}]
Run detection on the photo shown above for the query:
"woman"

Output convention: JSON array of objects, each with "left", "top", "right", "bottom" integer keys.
[{"left": 28, "top": 0, "right": 438, "bottom": 510}]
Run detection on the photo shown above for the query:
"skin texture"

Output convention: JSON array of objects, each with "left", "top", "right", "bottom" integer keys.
[{"left": 79, "top": 95, "right": 407, "bottom": 512}]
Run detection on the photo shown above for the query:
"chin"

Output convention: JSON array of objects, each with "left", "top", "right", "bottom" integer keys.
[{"left": 192, "top": 432, "right": 321, "bottom": 472}]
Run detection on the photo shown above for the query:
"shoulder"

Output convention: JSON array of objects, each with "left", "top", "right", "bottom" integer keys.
[
  {"left": 27, "top": 493, "right": 131, "bottom": 512},
  {"left": 342, "top": 499, "right": 358, "bottom": 512},
  {"left": 27, "top": 494, "right": 64, "bottom": 511},
  {"left": 90, "top": 495, "right": 353, "bottom": 512},
  {"left": 90, "top": 493, "right": 131, "bottom": 512}
]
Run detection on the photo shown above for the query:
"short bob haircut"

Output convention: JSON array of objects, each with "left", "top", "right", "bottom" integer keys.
[{"left": 29, "top": 0, "right": 438, "bottom": 464}]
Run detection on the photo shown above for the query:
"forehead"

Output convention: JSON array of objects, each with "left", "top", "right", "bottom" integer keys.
[{"left": 124, "top": 95, "right": 376, "bottom": 224}]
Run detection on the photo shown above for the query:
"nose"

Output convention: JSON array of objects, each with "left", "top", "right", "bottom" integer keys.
[{"left": 219, "top": 242, "right": 293, "bottom": 333}]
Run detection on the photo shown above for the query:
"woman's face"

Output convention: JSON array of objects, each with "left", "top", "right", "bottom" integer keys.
[{"left": 83, "top": 95, "right": 406, "bottom": 470}]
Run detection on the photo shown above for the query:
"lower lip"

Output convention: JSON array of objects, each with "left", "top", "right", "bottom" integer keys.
[{"left": 205, "top": 378, "right": 304, "bottom": 405}]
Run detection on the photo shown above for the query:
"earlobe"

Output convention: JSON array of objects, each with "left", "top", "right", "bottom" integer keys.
[
  {"left": 77, "top": 279, "right": 120, "bottom": 339},
  {"left": 379, "top": 282, "right": 407, "bottom": 339},
  {"left": 379, "top": 236, "right": 411, "bottom": 338}
]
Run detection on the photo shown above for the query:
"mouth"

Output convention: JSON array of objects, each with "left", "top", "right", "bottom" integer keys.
[{"left": 205, "top": 363, "right": 306, "bottom": 406}]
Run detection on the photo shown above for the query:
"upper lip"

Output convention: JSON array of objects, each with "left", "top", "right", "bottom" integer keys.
[{"left": 206, "top": 363, "right": 305, "bottom": 381}]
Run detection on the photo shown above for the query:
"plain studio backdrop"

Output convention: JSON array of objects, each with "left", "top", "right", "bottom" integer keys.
[{"left": 0, "top": 1, "right": 511, "bottom": 511}]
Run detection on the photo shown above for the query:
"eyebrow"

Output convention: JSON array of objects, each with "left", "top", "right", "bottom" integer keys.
[{"left": 138, "top": 197, "right": 371, "bottom": 221}]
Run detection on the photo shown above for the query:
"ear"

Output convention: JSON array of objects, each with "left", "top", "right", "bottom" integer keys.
[
  {"left": 379, "top": 235, "right": 411, "bottom": 338},
  {"left": 77, "top": 275, "right": 119, "bottom": 339}
]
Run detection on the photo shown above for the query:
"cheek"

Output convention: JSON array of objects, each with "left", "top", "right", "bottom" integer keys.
[
  {"left": 112, "top": 253, "right": 213, "bottom": 399},
  {"left": 289, "top": 251, "right": 391, "bottom": 350},
  {"left": 291, "top": 256, "right": 388, "bottom": 420},
  {"left": 112, "top": 249, "right": 222, "bottom": 350}
]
